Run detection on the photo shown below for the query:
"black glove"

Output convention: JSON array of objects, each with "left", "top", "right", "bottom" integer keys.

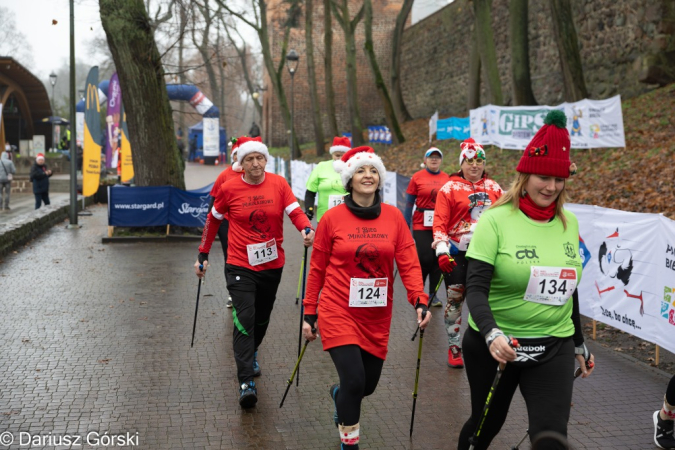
[
  {"left": 304, "top": 314, "right": 317, "bottom": 331},
  {"left": 414, "top": 299, "right": 428, "bottom": 318},
  {"left": 198, "top": 252, "right": 209, "bottom": 267},
  {"left": 305, "top": 207, "right": 314, "bottom": 221}
]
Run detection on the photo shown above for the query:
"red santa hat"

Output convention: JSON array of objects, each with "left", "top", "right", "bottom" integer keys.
[
  {"left": 36, "top": 153, "right": 45, "bottom": 161},
  {"left": 516, "top": 110, "right": 573, "bottom": 178},
  {"left": 458, "top": 138, "right": 485, "bottom": 166},
  {"left": 333, "top": 146, "right": 386, "bottom": 189},
  {"left": 329, "top": 136, "right": 351, "bottom": 154},
  {"left": 231, "top": 136, "right": 267, "bottom": 172}
]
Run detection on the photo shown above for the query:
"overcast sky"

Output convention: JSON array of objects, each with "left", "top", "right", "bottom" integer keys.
[{"left": 2, "top": 0, "right": 103, "bottom": 78}]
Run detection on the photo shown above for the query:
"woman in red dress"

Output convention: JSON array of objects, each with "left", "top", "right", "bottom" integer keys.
[{"left": 302, "top": 146, "right": 431, "bottom": 450}]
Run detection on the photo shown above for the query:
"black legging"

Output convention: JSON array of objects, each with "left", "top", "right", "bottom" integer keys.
[
  {"left": 413, "top": 229, "right": 445, "bottom": 297},
  {"left": 458, "top": 328, "right": 575, "bottom": 450},
  {"left": 216, "top": 219, "right": 230, "bottom": 280},
  {"left": 667, "top": 374, "right": 675, "bottom": 405},
  {"left": 328, "top": 345, "right": 384, "bottom": 426}
]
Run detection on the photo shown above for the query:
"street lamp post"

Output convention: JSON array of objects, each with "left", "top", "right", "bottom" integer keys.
[
  {"left": 49, "top": 71, "right": 57, "bottom": 151},
  {"left": 285, "top": 49, "right": 299, "bottom": 160}
]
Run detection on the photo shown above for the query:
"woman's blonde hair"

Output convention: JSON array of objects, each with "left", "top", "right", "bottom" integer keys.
[{"left": 490, "top": 173, "right": 569, "bottom": 229}]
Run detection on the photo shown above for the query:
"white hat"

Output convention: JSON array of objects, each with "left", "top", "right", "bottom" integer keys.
[{"left": 333, "top": 146, "right": 386, "bottom": 189}]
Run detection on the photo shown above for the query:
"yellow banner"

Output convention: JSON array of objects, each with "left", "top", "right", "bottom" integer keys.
[
  {"left": 83, "top": 67, "right": 102, "bottom": 197},
  {"left": 82, "top": 122, "right": 101, "bottom": 197},
  {"left": 120, "top": 110, "right": 133, "bottom": 183}
]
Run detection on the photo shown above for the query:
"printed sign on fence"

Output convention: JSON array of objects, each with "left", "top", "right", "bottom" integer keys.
[{"left": 470, "top": 96, "right": 625, "bottom": 149}]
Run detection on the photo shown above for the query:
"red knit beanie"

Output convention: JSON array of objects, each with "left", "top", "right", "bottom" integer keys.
[{"left": 516, "top": 110, "right": 573, "bottom": 179}]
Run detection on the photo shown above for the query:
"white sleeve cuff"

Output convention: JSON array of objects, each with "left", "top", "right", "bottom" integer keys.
[
  {"left": 211, "top": 206, "right": 224, "bottom": 221},
  {"left": 285, "top": 201, "right": 300, "bottom": 215},
  {"left": 435, "top": 242, "right": 449, "bottom": 257}
]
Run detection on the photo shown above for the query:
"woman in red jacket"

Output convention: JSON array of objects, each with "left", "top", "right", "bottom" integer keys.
[
  {"left": 432, "top": 138, "right": 503, "bottom": 368},
  {"left": 302, "top": 147, "right": 431, "bottom": 450}
]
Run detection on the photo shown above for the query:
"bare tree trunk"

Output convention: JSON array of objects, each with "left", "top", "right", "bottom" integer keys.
[
  {"left": 216, "top": 30, "right": 227, "bottom": 132},
  {"left": 323, "top": 0, "right": 339, "bottom": 138},
  {"left": 222, "top": 22, "right": 262, "bottom": 120},
  {"left": 192, "top": 0, "right": 223, "bottom": 126},
  {"left": 332, "top": 0, "right": 365, "bottom": 146},
  {"left": 305, "top": 0, "right": 326, "bottom": 156},
  {"left": 364, "top": 0, "right": 404, "bottom": 144},
  {"left": 548, "top": 0, "right": 588, "bottom": 101},
  {"left": 473, "top": 0, "right": 503, "bottom": 105},
  {"left": 391, "top": 0, "right": 413, "bottom": 121},
  {"left": 177, "top": 3, "right": 186, "bottom": 139},
  {"left": 468, "top": 25, "right": 482, "bottom": 110},
  {"left": 99, "top": 0, "right": 184, "bottom": 188},
  {"left": 217, "top": 0, "right": 299, "bottom": 154},
  {"left": 509, "top": 0, "right": 537, "bottom": 105}
]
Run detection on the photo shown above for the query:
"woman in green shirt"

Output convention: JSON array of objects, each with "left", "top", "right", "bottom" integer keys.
[
  {"left": 304, "top": 137, "right": 351, "bottom": 222},
  {"left": 457, "top": 111, "right": 595, "bottom": 450}
]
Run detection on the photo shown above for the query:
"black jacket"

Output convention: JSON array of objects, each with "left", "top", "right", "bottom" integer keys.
[{"left": 30, "top": 162, "right": 52, "bottom": 194}]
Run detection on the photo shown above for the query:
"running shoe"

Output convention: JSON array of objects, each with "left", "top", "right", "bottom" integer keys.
[
  {"left": 239, "top": 381, "right": 257, "bottom": 408},
  {"left": 448, "top": 345, "right": 464, "bottom": 368},
  {"left": 330, "top": 384, "right": 340, "bottom": 427},
  {"left": 654, "top": 410, "right": 675, "bottom": 449},
  {"left": 253, "top": 351, "right": 261, "bottom": 377},
  {"left": 430, "top": 297, "right": 442, "bottom": 307},
  {"left": 226, "top": 295, "right": 233, "bottom": 308}
]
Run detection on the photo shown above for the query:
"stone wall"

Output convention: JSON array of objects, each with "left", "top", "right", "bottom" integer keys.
[
  {"left": 264, "top": 0, "right": 403, "bottom": 146},
  {"left": 400, "top": 0, "right": 674, "bottom": 118},
  {"left": 0, "top": 196, "right": 92, "bottom": 258}
]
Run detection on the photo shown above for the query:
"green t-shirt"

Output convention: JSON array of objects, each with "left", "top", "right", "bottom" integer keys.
[
  {"left": 466, "top": 204, "right": 583, "bottom": 338},
  {"left": 306, "top": 160, "right": 348, "bottom": 221}
]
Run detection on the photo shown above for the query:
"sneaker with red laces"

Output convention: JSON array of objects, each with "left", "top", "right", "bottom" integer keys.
[{"left": 448, "top": 346, "right": 464, "bottom": 368}]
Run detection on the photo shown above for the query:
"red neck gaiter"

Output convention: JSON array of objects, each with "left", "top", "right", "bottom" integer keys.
[{"left": 519, "top": 193, "right": 556, "bottom": 222}]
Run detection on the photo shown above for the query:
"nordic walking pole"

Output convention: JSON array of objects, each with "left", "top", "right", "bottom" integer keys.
[
  {"left": 297, "top": 227, "right": 312, "bottom": 386},
  {"left": 279, "top": 327, "right": 316, "bottom": 408},
  {"left": 410, "top": 310, "right": 427, "bottom": 437},
  {"left": 510, "top": 360, "right": 594, "bottom": 449},
  {"left": 296, "top": 208, "right": 312, "bottom": 305},
  {"left": 190, "top": 264, "right": 204, "bottom": 348},
  {"left": 468, "top": 337, "right": 520, "bottom": 450},
  {"left": 295, "top": 255, "right": 304, "bottom": 305}
]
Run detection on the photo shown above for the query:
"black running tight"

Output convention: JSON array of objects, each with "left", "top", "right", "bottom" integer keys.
[
  {"left": 667, "top": 374, "right": 675, "bottom": 405},
  {"left": 413, "top": 229, "right": 445, "bottom": 295},
  {"left": 457, "top": 328, "right": 575, "bottom": 450},
  {"left": 328, "top": 345, "right": 384, "bottom": 426}
]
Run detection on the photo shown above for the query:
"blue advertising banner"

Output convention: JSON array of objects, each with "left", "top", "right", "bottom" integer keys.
[
  {"left": 169, "top": 187, "right": 211, "bottom": 227},
  {"left": 108, "top": 186, "right": 170, "bottom": 227},
  {"left": 437, "top": 117, "right": 470, "bottom": 141}
]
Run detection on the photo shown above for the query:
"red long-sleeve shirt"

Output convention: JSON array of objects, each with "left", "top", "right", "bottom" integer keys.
[
  {"left": 303, "top": 203, "right": 429, "bottom": 360},
  {"left": 209, "top": 165, "right": 239, "bottom": 197},
  {"left": 199, "top": 173, "right": 311, "bottom": 271},
  {"left": 406, "top": 169, "right": 451, "bottom": 230}
]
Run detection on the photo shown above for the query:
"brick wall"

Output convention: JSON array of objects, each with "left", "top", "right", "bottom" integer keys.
[
  {"left": 400, "top": 0, "right": 674, "bottom": 118},
  {"left": 264, "top": 0, "right": 402, "bottom": 146}
]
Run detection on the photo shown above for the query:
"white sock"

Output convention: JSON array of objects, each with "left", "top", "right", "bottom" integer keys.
[
  {"left": 660, "top": 396, "right": 675, "bottom": 421},
  {"left": 339, "top": 423, "right": 360, "bottom": 446}
]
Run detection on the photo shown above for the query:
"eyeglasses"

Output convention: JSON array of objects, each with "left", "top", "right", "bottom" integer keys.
[{"left": 464, "top": 158, "right": 485, "bottom": 166}]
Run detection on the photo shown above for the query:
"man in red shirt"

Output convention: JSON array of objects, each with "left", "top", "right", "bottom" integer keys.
[
  {"left": 209, "top": 143, "right": 241, "bottom": 308},
  {"left": 195, "top": 136, "right": 314, "bottom": 408}
]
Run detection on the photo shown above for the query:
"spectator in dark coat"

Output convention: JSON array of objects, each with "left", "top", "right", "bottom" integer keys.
[{"left": 30, "top": 153, "right": 53, "bottom": 209}]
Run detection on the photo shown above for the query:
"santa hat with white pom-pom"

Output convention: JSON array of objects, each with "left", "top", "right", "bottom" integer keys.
[
  {"left": 231, "top": 136, "right": 268, "bottom": 172},
  {"left": 333, "top": 146, "right": 386, "bottom": 190}
]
